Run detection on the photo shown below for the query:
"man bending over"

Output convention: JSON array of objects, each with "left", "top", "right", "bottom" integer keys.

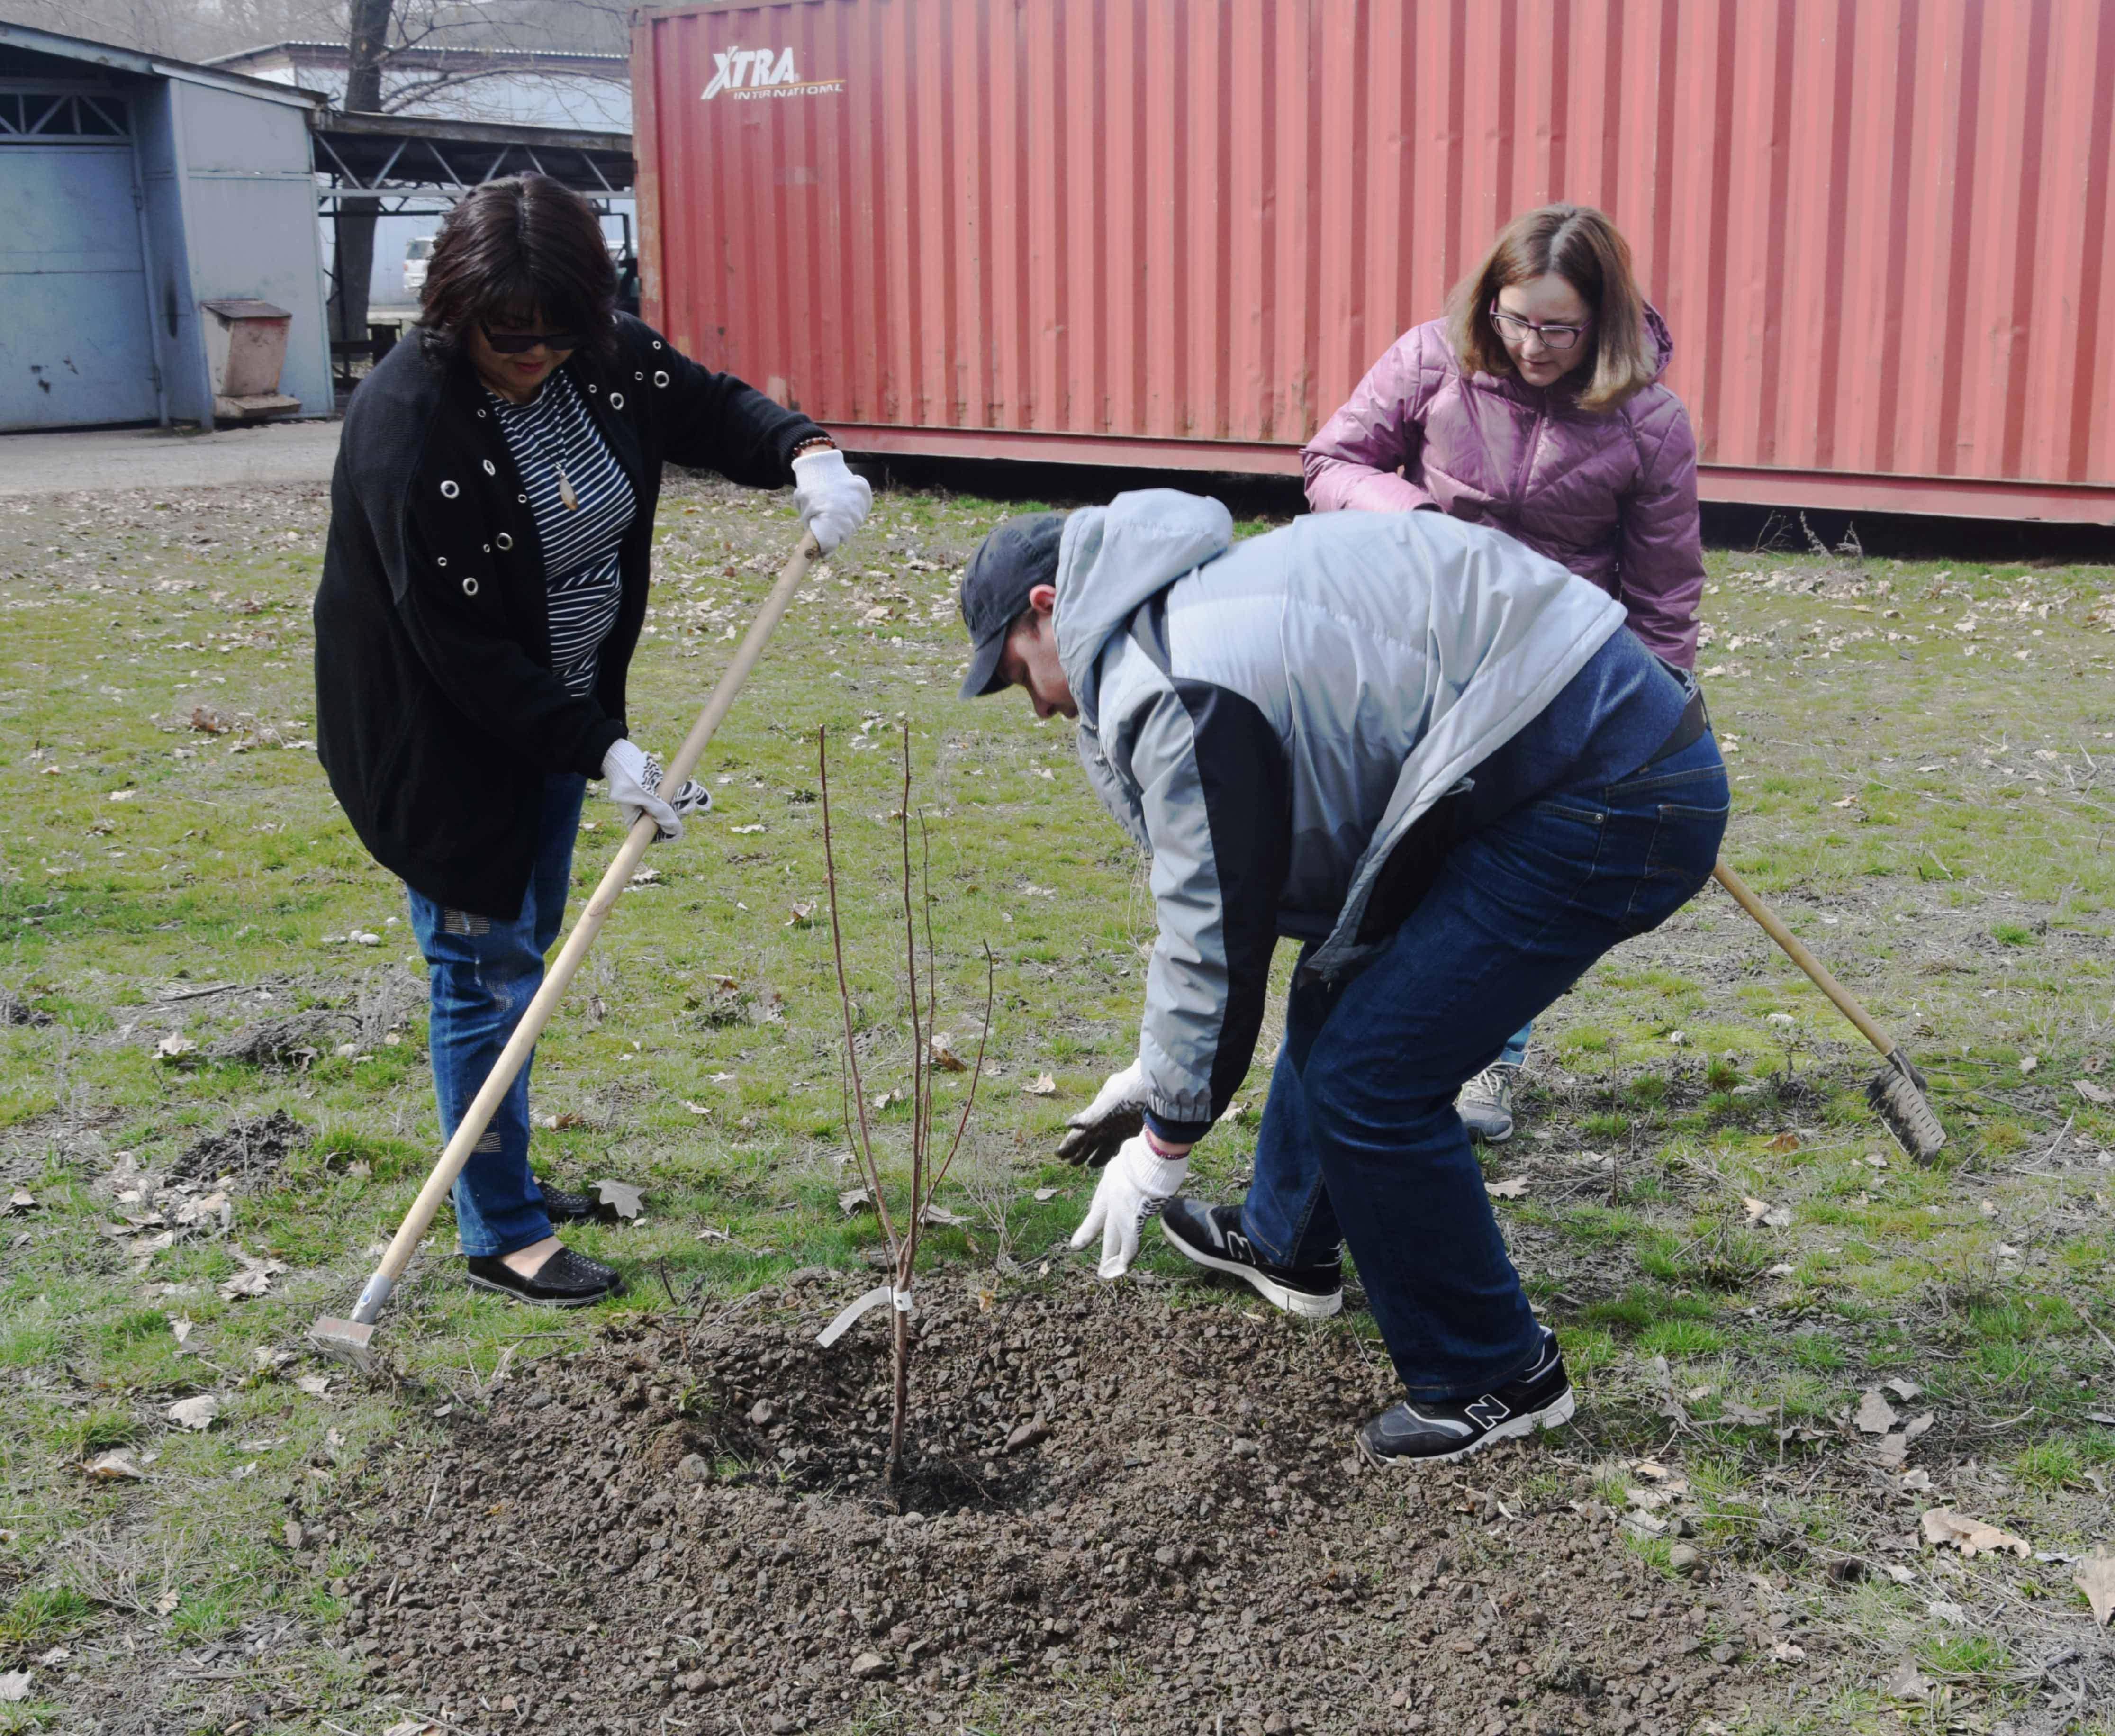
[{"left": 956, "top": 491, "right": 1726, "bottom": 1465}]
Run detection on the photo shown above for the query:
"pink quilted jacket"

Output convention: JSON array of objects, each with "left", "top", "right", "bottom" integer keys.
[{"left": 1302, "top": 306, "right": 1704, "bottom": 667}]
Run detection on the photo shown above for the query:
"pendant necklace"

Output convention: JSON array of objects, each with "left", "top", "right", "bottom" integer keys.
[{"left": 497, "top": 389, "right": 580, "bottom": 511}]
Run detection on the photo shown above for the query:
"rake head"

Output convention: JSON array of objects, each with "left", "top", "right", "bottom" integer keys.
[{"left": 1869, "top": 1048, "right": 1946, "bottom": 1162}]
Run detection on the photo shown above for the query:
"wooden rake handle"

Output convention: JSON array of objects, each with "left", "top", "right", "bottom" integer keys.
[
  {"left": 1711, "top": 858, "right": 1897, "bottom": 1061},
  {"left": 354, "top": 533, "right": 822, "bottom": 1316}
]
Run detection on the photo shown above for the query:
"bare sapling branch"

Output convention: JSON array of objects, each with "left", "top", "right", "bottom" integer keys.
[
  {"left": 819, "top": 725, "right": 898, "bottom": 1257},
  {"left": 815, "top": 722, "right": 993, "bottom": 1492}
]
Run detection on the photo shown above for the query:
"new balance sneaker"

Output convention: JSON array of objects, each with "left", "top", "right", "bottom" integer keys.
[
  {"left": 1456, "top": 1062, "right": 1520, "bottom": 1144},
  {"left": 1158, "top": 1197, "right": 1343, "bottom": 1319},
  {"left": 1355, "top": 1329, "right": 1573, "bottom": 1465}
]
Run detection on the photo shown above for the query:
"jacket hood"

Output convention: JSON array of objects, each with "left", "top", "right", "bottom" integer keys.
[
  {"left": 1054, "top": 489, "right": 1234, "bottom": 724},
  {"left": 1639, "top": 301, "right": 1674, "bottom": 384}
]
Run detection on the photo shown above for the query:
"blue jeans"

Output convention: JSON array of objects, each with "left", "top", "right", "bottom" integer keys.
[
  {"left": 1499, "top": 1021, "right": 1531, "bottom": 1070},
  {"left": 1238, "top": 735, "right": 1729, "bottom": 1400},
  {"left": 404, "top": 773, "right": 585, "bottom": 1258}
]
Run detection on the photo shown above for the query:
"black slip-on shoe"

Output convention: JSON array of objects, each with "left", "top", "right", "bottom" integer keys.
[
  {"left": 1356, "top": 1328, "right": 1573, "bottom": 1466},
  {"left": 533, "top": 1183, "right": 604, "bottom": 1225},
  {"left": 465, "top": 1247, "right": 624, "bottom": 1308},
  {"left": 1159, "top": 1197, "right": 1344, "bottom": 1320}
]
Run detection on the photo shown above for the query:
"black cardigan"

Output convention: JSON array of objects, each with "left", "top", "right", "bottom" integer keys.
[{"left": 313, "top": 316, "right": 824, "bottom": 917}]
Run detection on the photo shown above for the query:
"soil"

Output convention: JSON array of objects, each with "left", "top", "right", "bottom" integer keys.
[
  {"left": 167, "top": 1108, "right": 310, "bottom": 1189},
  {"left": 326, "top": 1272, "right": 1773, "bottom": 1736}
]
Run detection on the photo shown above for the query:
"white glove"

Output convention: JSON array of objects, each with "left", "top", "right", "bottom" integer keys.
[
  {"left": 791, "top": 446, "right": 871, "bottom": 554},
  {"left": 1069, "top": 1132, "right": 1187, "bottom": 1281},
  {"left": 1056, "top": 1057, "right": 1148, "bottom": 1167},
  {"left": 601, "top": 738, "right": 710, "bottom": 843}
]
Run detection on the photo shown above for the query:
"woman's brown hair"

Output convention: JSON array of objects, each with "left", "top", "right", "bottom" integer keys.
[
  {"left": 418, "top": 174, "right": 617, "bottom": 364},
  {"left": 1447, "top": 204, "right": 1657, "bottom": 412}
]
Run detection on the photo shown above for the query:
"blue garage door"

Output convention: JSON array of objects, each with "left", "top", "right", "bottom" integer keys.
[{"left": 0, "top": 89, "right": 158, "bottom": 431}]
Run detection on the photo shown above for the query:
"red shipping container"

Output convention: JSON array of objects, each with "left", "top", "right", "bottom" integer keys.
[{"left": 634, "top": 0, "right": 2115, "bottom": 523}]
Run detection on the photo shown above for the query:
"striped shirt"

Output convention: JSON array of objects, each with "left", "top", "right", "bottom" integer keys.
[{"left": 487, "top": 369, "right": 635, "bottom": 697}]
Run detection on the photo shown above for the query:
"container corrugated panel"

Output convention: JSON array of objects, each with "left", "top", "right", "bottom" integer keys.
[{"left": 634, "top": 0, "right": 2115, "bottom": 522}]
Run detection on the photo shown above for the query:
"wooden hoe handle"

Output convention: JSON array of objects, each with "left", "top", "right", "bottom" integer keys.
[{"left": 354, "top": 534, "right": 822, "bottom": 1316}]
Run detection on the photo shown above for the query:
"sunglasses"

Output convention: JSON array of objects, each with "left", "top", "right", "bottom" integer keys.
[{"left": 479, "top": 322, "right": 584, "bottom": 355}]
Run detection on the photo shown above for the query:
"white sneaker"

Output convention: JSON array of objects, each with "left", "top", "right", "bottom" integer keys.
[{"left": 1456, "top": 1063, "right": 1519, "bottom": 1144}]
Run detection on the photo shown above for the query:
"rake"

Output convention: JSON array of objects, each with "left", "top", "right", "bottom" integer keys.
[{"left": 1713, "top": 859, "right": 1946, "bottom": 1160}]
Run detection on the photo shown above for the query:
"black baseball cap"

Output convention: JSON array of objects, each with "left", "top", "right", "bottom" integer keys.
[{"left": 958, "top": 511, "right": 1066, "bottom": 699}]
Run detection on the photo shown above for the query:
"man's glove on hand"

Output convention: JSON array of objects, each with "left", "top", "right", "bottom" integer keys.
[
  {"left": 601, "top": 739, "right": 709, "bottom": 843},
  {"left": 1056, "top": 1058, "right": 1148, "bottom": 1167},
  {"left": 1069, "top": 1133, "right": 1186, "bottom": 1281},
  {"left": 791, "top": 448, "right": 872, "bottom": 554}
]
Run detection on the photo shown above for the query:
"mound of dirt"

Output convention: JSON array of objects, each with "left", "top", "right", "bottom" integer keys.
[
  {"left": 169, "top": 1109, "right": 309, "bottom": 1188},
  {"left": 328, "top": 1275, "right": 1770, "bottom": 1735}
]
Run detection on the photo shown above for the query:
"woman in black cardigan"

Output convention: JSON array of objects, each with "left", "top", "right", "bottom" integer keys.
[{"left": 313, "top": 175, "right": 869, "bottom": 1307}]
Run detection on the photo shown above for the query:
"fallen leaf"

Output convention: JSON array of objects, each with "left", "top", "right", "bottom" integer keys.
[
  {"left": 82, "top": 1450, "right": 145, "bottom": 1481},
  {"left": 2077, "top": 1078, "right": 2113, "bottom": 1105},
  {"left": 381, "top": 1720, "right": 441, "bottom": 1736},
  {"left": 295, "top": 1374, "right": 330, "bottom": 1396},
  {"left": 0, "top": 1672, "right": 28, "bottom": 1704},
  {"left": 695, "top": 1226, "right": 731, "bottom": 1242},
  {"left": 166, "top": 1395, "right": 219, "bottom": 1431},
  {"left": 154, "top": 1033, "right": 197, "bottom": 1060},
  {"left": 2019, "top": 1054, "right": 2039, "bottom": 1074},
  {"left": 1903, "top": 1411, "right": 1935, "bottom": 1441},
  {"left": 1900, "top": 1466, "right": 1933, "bottom": 1492},
  {"left": 1023, "top": 1073, "right": 1058, "bottom": 1097},
  {"left": 1855, "top": 1390, "right": 1900, "bottom": 1434},
  {"left": 681, "top": 1099, "right": 713, "bottom": 1116},
  {"left": 1717, "top": 1402, "right": 1773, "bottom": 1425},
  {"left": 784, "top": 902, "right": 816, "bottom": 928},
  {"left": 1032, "top": 1186, "right": 1058, "bottom": 1202},
  {"left": 169, "top": 1317, "right": 193, "bottom": 1346},
  {"left": 252, "top": 1346, "right": 291, "bottom": 1372},
  {"left": 6, "top": 1190, "right": 34, "bottom": 1213},
  {"left": 152, "top": 1589, "right": 181, "bottom": 1616},
  {"left": 218, "top": 1267, "right": 274, "bottom": 1301},
  {"left": 919, "top": 1202, "right": 969, "bottom": 1227},
  {"left": 1979, "top": 1197, "right": 1999, "bottom": 1216},
  {"left": 1632, "top": 1459, "right": 1672, "bottom": 1480},
  {"left": 1921, "top": 1508, "right": 2030, "bottom": 1558},
  {"left": 730, "top": 823, "right": 766, "bottom": 835},
  {"left": 627, "top": 865, "right": 661, "bottom": 886},
  {"left": 592, "top": 1179, "right": 643, "bottom": 1221},
  {"left": 929, "top": 1035, "right": 969, "bottom": 1072},
  {"left": 2075, "top": 1547, "right": 2115, "bottom": 1626},
  {"left": 108, "top": 788, "right": 137, "bottom": 802},
  {"left": 1762, "top": 1204, "right": 1792, "bottom": 1228},
  {"left": 1876, "top": 1433, "right": 1908, "bottom": 1471},
  {"left": 1926, "top": 1600, "right": 1968, "bottom": 1627},
  {"left": 838, "top": 1187, "right": 872, "bottom": 1216},
  {"left": 1742, "top": 1195, "right": 1772, "bottom": 1221},
  {"left": 1884, "top": 1378, "right": 1923, "bottom": 1401},
  {"left": 1771, "top": 1640, "right": 1807, "bottom": 1663},
  {"left": 1766, "top": 1132, "right": 1800, "bottom": 1154},
  {"left": 1882, "top": 1659, "right": 1931, "bottom": 1700}
]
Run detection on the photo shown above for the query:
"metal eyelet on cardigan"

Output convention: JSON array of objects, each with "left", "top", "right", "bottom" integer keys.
[
  {"left": 476, "top": 408, "right": 487, "bottom": 418},
  {"left": 495, "top": 532, "right": 514, "bottom": 551},
  {"left": 653, "top": 370, "right": 669, "bottom": 388},
  {"left": 517, "top": 492, "right": 528, "bottom": 503},
  {"left": 461, "top": 576, "right": 479, "bottom": 597},
  {"left": 609, "top": 391, "right": 624, "bottom": 409},
  {"left": 634, "top": 371, "right": 644, "bottom": 381},
  {"left": 482, "top": 459, "right": 497, "bottom": 475},
  {"left": 652, "top": 339, "right": 663, "bottom": 349},
  {"left": 435, "top": 556, "right": 447, "bottom": 567},
  {"left": 586, "top": 383, "right": 597, "bottom": 393},
  {"left": 440, "top": 479, "right": 460, "bottom": 498}
]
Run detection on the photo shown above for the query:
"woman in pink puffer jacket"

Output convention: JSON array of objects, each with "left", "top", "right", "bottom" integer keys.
[
  {"left": 1304, "top": 204, "right": 1704, "bottom": 669},
  {"left": 1302, "top": 203, "right": 1706, "bottom": 1141}
]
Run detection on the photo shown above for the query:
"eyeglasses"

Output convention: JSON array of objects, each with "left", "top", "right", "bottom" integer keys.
[
  {"left": 480, "top": 322, "right": 583, "bottom": 355},
  {"left": 1489, "top": 303, "right": 1591, "bottom": 351}
]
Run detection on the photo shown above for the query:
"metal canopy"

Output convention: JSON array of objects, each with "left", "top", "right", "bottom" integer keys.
[{"left": 311, "top": 108, "right": 634, "bottom": 215}]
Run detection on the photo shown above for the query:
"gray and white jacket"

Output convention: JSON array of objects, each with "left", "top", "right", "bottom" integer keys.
[{"left": 1056, "top": 489, "right": 1627, "bottom": 1141}]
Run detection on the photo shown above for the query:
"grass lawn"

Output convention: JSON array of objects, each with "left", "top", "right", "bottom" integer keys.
[{"left": 2, "top": 470, "right": 2113, "bottom": 1734}]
